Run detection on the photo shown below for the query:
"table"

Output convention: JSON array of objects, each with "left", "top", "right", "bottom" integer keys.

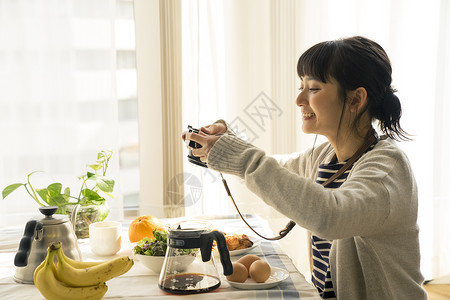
[{"left": 0, "top": 214, "right": 320, "bottom": 299}]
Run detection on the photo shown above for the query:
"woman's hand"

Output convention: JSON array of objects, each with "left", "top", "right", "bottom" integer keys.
[
  {"left": 181, "top": 122, "right": 227, "bottom": 162},
  {"left": 199, "top": 122, "right": 227, "bottom": 136}
]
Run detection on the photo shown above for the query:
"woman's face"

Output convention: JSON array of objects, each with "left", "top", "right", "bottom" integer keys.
[{"left": 296, "top": 76, "right": 346, "bottom": 141}]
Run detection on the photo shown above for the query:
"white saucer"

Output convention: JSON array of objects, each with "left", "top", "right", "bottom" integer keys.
[
  {"left": 227, "top": 267, "right": 289, "bottom": 290},
  {"left": 228, "top": 240, "right": 261, "bottom": 256}
]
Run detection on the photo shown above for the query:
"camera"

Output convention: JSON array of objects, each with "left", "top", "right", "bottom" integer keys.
[{"left": 185, "top": 125, "right": 208, "bottom": 168}]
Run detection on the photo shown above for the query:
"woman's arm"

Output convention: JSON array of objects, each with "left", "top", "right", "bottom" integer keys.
[{"left": 208, "top": 135, "right": 413, "bottom": 240}]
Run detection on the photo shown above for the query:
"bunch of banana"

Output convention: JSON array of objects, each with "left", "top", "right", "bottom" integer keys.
[{"left": 33, "top": 242, "right": 134, "bottom": 300}]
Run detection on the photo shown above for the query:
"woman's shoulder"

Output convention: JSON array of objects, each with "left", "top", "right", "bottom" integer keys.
[
  {"left": 369, "top": 136, "right": 410, "bottom": 160},
  {"left": 355, "top": 136, "right": 414, "bottom": 176}
]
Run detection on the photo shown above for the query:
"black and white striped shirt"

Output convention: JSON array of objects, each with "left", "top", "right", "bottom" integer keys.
[{"left": 311, "top": 143, "right": 376, "bottom": 299}]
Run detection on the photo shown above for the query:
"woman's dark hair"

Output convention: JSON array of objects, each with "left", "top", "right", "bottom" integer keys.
[{"left": 297, "top": 36, "right": 409, "bottom": 141}]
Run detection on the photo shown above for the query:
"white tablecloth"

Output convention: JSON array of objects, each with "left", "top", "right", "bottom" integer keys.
[{"left": 0, "top": 215, "right": 320, "bottom": 300}]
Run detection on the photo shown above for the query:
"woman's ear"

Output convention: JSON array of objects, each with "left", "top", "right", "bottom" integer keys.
[{"left": 348, "top": 87, "right": 368, "bottom": 112}]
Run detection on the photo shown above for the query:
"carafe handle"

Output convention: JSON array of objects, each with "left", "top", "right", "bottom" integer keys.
[
  {"left": 14, "top": 220, "right": 41, "bottom": 267},
  {"left": 200, "top": 231, "right": 233, "bottom": 276}
]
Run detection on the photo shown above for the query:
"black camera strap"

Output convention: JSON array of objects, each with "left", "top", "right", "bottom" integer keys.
[{"left": 220, "top": 173, "right": 295, "bottom": 240}]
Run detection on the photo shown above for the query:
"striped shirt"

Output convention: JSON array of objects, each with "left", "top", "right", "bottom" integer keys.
[{"left": 311, "top": 143, "right": 377, "bottom": 299}]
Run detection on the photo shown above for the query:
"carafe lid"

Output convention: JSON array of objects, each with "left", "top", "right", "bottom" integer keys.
[
  {"left": 168, "top": 220, "right": 212, "bottom": 239},
  {"left": 35, "top": 206, "right": 68, "bottom": 225}
]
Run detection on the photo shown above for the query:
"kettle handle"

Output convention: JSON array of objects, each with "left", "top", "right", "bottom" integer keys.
[
  {"left": 14, "top": 220, "right": 41, "bottom": 267},
  {"left": 200, "top": 230, "right": 233, "bottom": 276}
]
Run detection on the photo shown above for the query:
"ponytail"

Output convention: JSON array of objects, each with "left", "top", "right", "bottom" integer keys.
[{"left": 371, "top": 87, "right": 410, "bottom": 141}]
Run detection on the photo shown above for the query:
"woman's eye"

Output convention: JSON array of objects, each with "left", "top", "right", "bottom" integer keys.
[{"left": 298, "top": 86, "right": 319, "bottom": 92}]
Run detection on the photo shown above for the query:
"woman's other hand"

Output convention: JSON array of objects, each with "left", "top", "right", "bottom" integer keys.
[{"left": 181, "top": 122, "right": 227, "bottom": 162}]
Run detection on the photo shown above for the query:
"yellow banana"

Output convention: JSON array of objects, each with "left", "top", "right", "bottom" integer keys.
[
  {"left": 32, "top": 254, "right": 45, "bottom": 284},
  {"left": 58, "top": 246, "right": 105, "bottom": 269},
  {"left": 53, "top": 243, "right": 134, "bottom": 287},
  {"left": 34, "top": 248, "right": 108, "bottom": 300}
]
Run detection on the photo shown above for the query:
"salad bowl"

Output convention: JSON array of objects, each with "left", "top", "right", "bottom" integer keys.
[
  {"left": 133, "top": 253, "right": 196, "bottom": 274},
  {"left": 132, "top": 229, "right": 196, "bottom": 273},
  {"left": 133, "top": 253, "right": 165, "bottom": 273}
]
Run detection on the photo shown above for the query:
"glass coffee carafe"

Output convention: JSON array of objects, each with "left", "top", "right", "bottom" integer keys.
[{"left": 158, "top": 220, "right": 233, "bottom": 294}]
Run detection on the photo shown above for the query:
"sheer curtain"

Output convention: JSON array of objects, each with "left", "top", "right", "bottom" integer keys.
[
  {"left": 431, "top": 0, "right": 450, "bottom": 282},
  {"left": 177, "top": 0, "right": 450, "bottom": 281},
  {"left": 181, "top": 0, "right": 313, "bottom": 277},
  {"left": 0, "top": 0, "right": 138, "bottom": 227}
]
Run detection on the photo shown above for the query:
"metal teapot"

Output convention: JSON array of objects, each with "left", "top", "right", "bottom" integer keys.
[{"left": 14, "top": 206, "right": 81, "bottom": 284}]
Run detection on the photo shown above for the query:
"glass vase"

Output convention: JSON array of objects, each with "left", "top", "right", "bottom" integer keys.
[{"left": 66, "top": 203, "right": 110, "bottom": 239}]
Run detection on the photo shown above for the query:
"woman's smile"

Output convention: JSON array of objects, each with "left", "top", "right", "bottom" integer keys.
[{"left": 302, "top": 112, "right": 316, "bottom": 120}]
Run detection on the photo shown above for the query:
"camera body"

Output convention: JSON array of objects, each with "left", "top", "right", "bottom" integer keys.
[{"left": 185, "top": 125, "right": 208, "bottom": 168}]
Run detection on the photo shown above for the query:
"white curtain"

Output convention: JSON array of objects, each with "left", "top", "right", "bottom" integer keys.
[
  {"left": 179, "top": 0, "right": 450, "bottom": 281},
  {"left": 181, "top": 0, "right": 314, "bottom": 278},
  {"left": 0, "top": 0, "right": 138, "bottom": 227}
]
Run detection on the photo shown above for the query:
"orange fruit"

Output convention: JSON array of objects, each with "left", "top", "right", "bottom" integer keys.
[{"left": 128, "top": 215, "right": 165, "bottom": 243}]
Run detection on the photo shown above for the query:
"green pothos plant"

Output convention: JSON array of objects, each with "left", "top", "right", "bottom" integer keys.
[{"left": 2, "top": 150, "right": 115, "bottom": 215}]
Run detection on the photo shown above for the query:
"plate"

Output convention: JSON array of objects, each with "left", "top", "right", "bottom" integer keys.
[
  {"left": 227, "top": 267, "right": 289, "bottom": 290},
  {"left": 228, "top": 240, "right": 260, "bottom": 256}
]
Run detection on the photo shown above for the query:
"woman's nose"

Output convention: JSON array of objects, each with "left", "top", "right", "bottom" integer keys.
[{"left": 296, "top": 91, "right": 306, "bottom": 107}]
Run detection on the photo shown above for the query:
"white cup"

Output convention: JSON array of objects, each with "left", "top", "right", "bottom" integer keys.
[{"left": 89, "top": 221, "right": 122, "bottom": 256}]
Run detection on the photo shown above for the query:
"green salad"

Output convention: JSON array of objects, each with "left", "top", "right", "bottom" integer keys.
[
  {"left": 133, "top": 229, "right": 194, "bottom": 256},
  {"left": 133, "top": 230, "right": 167, "bottom": 256}
]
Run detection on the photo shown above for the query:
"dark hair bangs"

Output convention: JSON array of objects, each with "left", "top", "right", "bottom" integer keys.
[{"left": 297, "top": 41, "right": 339, "bottom": 83}]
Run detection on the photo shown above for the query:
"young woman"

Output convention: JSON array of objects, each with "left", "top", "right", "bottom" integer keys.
[{"left": 183, "top": 36, "right": 426, "bottom": 299}]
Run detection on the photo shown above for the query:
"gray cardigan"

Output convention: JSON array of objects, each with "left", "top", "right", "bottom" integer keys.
[{"left": 207, "top": 133, "right": 427, "bottom": 299}]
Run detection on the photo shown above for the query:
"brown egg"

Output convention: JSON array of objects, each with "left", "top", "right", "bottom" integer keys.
[
  {"left": 236, "top": 254, "right": 261, "bottom": 275},
  {"left": 226, "top": 262, "right": 248, "bottom": 283},
  {"left": 249, "top": 260, "right": 271, "bottom": 283}
]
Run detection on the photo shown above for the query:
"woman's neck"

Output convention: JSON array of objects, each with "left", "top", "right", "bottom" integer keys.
[{"left": 330, "top": 126, "right": 373, "bottom": 162}]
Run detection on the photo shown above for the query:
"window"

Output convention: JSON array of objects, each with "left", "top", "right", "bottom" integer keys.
[{"left": 0, "top": 0, "right": 139, "bottom": 226}]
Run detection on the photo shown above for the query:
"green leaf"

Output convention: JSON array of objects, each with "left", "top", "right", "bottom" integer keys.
[
  {"left": 56, "top": 205, "right": 67, "bottom": 214},
  {"left": 35, "top": 188, "right": 50, "bottom": 203},
  {"left": 2, "top": 183, "right": 25, "bottom": 199},
  {"left": 86, "top": 172, "right": 96, "bottom": 179},
  {"left": 103, "top": 191, "right": 115, "bottom": 199},
  {"left": 97, "top": 152, "right": 105, "bottom": 160},
  {"left": 47, "top": 195, "right": 68, "bottom": 207},
  {"left": 88, "top": 163, "right": 102, "bottom": 171},
  {"left": 154, "top": 230, "right": 167, "bottom": 243},
  {"left": 36, "top": 184, "right": 67, "bottom": 207},
  {"left": 95, "top": 176, "right": 114, "bottom": 193},
  {"left": 90, "top": 199, "right": 106, "bottom": 206},
  {"left": 83, "top": 189, "right": 101, "bottom": 199},
  {"left": 63, "top": 187, "right": 71, "bottom": 201},
  {"left": 80, "top": 189, "right": 102, "bottom": 204},
  {"left": 47, "top": 183, "right": 62, "bottom": 197}
]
